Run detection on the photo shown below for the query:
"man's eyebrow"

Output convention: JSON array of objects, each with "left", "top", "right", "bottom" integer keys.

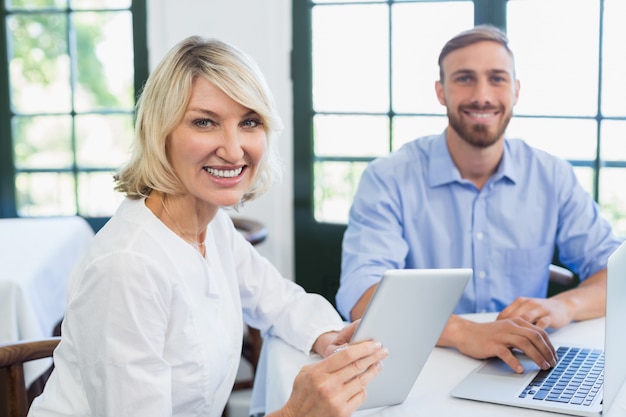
[
  {"left": 450, "top": 69, "right": 475, "bottom": 77},
  {"left": 488, "top": 69, "right": 512, "bottom": 76},
  {"left": 449, "top": 69, "right": 512, "bottom": 77}
]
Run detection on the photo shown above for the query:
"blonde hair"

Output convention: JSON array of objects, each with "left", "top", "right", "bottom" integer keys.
[{"left": 115, "top": 36, "right": 283, "bottom": 204}]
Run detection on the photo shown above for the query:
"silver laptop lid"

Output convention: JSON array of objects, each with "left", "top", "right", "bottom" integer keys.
[{"left": 603, "top": 240, "right": 626, "bottom": 414}]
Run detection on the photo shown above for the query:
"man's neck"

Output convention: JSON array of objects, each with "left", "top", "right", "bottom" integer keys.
[{"left": 445, "top": 127, "right": 504, "bottom": 190}]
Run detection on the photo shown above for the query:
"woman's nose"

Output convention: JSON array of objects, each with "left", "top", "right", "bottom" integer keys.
[{"left": 216, "top": 128, "right": 244, "bottom": 162}]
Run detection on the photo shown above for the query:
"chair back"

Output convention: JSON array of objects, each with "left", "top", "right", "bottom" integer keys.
[
  {"left": 0, "top": 337, "right": 61, "bottom": 417},
  {"left": 231, "top": 217, "right": 268, "bottom": 246}
]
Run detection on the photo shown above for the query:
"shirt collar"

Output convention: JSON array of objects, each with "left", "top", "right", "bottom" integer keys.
[{"left": 428, "top": 132, "right": 518, "bottom": 187}]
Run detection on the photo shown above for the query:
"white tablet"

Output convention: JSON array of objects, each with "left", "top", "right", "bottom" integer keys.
[{"left": 351, "top": 268, "right": 471, "bottom": 410}]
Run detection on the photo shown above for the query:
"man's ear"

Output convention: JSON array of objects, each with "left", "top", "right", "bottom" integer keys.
[{"left": 435, "top": 80, "right": 446, "bottom": 106}]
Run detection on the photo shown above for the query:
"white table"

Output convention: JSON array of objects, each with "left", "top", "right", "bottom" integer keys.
[
  {"left": 0, "top": 216, "right": 94, "bottom": 385},
  {"left": 251, "top": 313, "right": 626, "bottom": 416}
]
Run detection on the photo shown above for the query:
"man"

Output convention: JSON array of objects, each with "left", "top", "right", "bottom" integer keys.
[{"left": 336, "top": 25, "right": 622, "bottom": 373}]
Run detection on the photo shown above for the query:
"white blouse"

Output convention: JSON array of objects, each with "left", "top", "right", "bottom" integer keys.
[{"left": 28, "top": 198, "right": 345, "bottom": 417}]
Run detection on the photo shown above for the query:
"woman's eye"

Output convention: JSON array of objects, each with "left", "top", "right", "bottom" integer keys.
[
  {"left": 242, "top": 118, "right": 263, "bottom": 128},
  {"left": 194, "top": 119, "right": 213, "bottom": 128}
]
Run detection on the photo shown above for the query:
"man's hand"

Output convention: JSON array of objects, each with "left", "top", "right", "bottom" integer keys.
[
  {"left": 438, "top": 315, "right": 558, "bottom": 373},
  {"left": 497, "top": 296, "right": 573, "bottom": 329},
  {"left": 498, "top": 269, "right": 608, "bottom": 329}
]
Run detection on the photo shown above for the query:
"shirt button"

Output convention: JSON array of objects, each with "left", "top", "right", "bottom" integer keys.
[
  {"left": 476, "top": 232, "right": 484, "bottom": 240},
  {"left": 478, "top": 271, "right": 486, "bottom": 279}
]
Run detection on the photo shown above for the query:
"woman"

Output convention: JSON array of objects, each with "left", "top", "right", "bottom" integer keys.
[{"left": 28, "top": 36, "right": 387, "bottom": 417}]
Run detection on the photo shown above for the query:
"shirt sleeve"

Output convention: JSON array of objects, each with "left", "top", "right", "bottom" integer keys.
[
  {"left": 336, "top": 160, "right": 410, "bottom": 320},
  {"left": 218, "top": 213, "right": 345, "bottom": 354},
  {"left": 553, "top": 158, "right": 623, "bottom": 280},
  {"left": 66, "top": 251, "right": 173, "bottom": 417}
]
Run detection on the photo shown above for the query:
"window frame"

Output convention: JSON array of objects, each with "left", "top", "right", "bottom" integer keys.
[{"left": 0, "top": 1, "right": 149, "bottom": 232}]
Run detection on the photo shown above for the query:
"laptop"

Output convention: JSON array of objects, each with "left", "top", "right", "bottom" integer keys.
[
  {"left": 350, "top": 268, "right": 471, "bottom": 410},
  {"left": 451, "top": 240, "right": 626, "bottom": 416}
]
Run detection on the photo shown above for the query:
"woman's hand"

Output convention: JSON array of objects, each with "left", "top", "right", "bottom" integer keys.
[
  {"left": 310, "top": 320, "right": 361, "bottom": 358},
  {"left": 275, "top": 339, "right": 388, "bottom": 417},
  {"left": 320, "top": 320, "right": 361, "bottom": 358}
]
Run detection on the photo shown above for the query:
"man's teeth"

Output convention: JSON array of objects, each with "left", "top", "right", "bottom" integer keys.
[
  {"left": 204, "top": 167, "right": 243, "bottom": 178},
  {"left": 469, "top": 112, "right": 493, "bottom": 118}
]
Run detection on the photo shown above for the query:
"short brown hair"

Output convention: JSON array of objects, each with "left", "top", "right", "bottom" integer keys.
[{"left": 438, "top": 25, "right": 515, "bottom": 81}]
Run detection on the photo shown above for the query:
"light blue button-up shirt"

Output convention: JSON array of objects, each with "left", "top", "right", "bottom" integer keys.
[{"left": 336, "top": 133, "right": 622, "bottom": 320}]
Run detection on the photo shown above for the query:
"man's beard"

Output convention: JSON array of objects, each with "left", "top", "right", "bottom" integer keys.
[{"left": 447, "top": 106, "right": 512, "bottom": 149}]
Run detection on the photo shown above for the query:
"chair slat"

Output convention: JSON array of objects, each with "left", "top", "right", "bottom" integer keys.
[{"left": 0, "top": 337, "right": 60, "bottom": 417}]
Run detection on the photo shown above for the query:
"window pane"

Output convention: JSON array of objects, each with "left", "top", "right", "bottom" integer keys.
[
  {"left": 72, "top": 11, "right": 134, "bottom": 112},
  {"left": 312, "top": 4, "right": 389, "bottom": 112},
  {"left": 78, "top": 171, "right": 123, "bottom": 217},
  {"left": 70, "top": 0, "right": 131, "bottom": 9},
  {"left": 12, "top": 115, "right": 73, "bottom": 169},
  {"left": 600, "top": 120, "right": 626, "bottom": 162},
  {"left": 392, "top": 115, "right": 447, "bottom": 151},
  {"left": 7, "top": 13, "right": 71, "bottom": 113},
  {"left": 506, "top": 118, "right": 597, "bottom": 161},
  {"left": 314, "top": 161, "right": 368, "bottom": 224},
  {"left": 314, "top": 115, "right": 389, "bottom": 157},
  {"left": 573, "top": 167, "right": 594, "bottom": 197},
  {"left": 75, "top": 114, "right": 133, "bottom": 168},
  {"left": 599, "top": 169, "right": 626, "bottom": 238},
  {"left": 391, "top": 1, "right": 473, "bottom": 113},
  {"left": 6, "top": 0, "right": 67, "bottom": 9},
  {"left": 507, "top": 0, "right": 600, "bottom": 116},
  {"left": 602, "top": 0, "right": 626, "bottom": 117},
  {"left": 16, "top": 172, "right": 76, "bottom": 216}
]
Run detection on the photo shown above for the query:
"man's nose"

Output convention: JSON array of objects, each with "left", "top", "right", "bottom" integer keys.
[{"left": 470, "top": 79, "right": 494, "bottom": 106}]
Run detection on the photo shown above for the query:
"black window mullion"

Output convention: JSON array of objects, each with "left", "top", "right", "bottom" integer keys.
[
  {"left": 292, "top": 0, "right": 314, "bottom": 219},
  {"left": 0, "top": 7, "right": 17, "bottom": 217},
  {"left": 474, "top": 0, "right": 506, "bottom": 29},
  {"left": 1, "top": 1, "right": 148, "bottom": 226},
  {"left": 68, "top": 10, "right": 80, "bottom": 214},
  {"left": 593, "top": 0, "right": 606, "bottom": 202},
  {"left": 131, "top": 0, "right": 150, "bottom": 101},
  {"left": 387, "top": 2, "right": 394, "bottom": 154}
]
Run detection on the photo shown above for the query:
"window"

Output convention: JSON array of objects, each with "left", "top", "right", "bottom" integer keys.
[
  {"left": 0, "top": 0, "right": 148, "bottom": 231},
  {"left": 506, "top": 0, "right": 626, "bottom": 234},
  {"left": 293, "top": 0, "right": 626, "bottom": 302}
]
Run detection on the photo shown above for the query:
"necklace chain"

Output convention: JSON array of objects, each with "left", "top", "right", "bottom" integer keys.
[{"left": 160, "top": 197, "right": 205, "bottom": 250}]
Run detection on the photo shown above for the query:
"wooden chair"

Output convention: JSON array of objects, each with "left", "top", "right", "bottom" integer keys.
[
  {"left": 0, "top": 337, "right": 61, "bottom": 417},
  {"left": 231, "top": 217, "right": 268, "bottom": 246}
]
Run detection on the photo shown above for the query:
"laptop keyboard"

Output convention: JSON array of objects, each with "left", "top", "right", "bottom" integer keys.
[{"left": 519, "top": 346, "right": 604, "bottom": 406}]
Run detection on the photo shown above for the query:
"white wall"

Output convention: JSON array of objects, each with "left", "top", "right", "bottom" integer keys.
[{"left": 147, "top": 1, "right": 294, "bottom": 278}]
